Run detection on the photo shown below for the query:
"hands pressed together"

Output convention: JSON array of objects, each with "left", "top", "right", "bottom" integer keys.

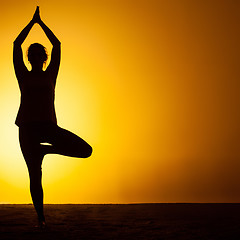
[
  {"left": 32, "top": 6, "right": 42, "bottom": 24},
  {"left": 14, "top": 6, "right": 60, "bottom": 48}
]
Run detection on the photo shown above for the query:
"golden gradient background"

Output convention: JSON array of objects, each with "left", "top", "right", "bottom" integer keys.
[{"left": 0, "top": 0, "right": 239, "bottom": 203}]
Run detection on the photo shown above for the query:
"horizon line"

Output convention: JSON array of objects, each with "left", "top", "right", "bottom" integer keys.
[{"left": 1, "top": 202, "right": 240, "bottom": 205}]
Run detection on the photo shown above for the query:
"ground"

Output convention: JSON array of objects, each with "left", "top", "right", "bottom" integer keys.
[{"left": 0, "top": 204, "right": 239, "bottom": 240}]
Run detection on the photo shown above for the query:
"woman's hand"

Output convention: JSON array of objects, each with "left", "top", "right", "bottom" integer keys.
[{"left": 32, "top": 6, "right": 41, "bottom": 24}]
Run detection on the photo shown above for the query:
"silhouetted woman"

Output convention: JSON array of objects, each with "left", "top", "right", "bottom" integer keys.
[{"left": 13, "top": 7, "right": 92, "bottom": 228}]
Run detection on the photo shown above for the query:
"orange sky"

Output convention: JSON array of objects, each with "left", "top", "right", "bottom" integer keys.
[{"left": 0, "top": 0, "right": 240, "bottom": 203}]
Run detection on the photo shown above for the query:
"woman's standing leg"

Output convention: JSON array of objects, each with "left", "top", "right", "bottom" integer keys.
[
  {"left": 18, "top": 123, "right": 92, "bottom": 226},
  {"left": 19, "top": 126, "right": 45, "bottom": 226}
]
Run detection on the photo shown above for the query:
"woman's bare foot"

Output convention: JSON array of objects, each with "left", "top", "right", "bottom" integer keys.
[{"left": 37, "top": 220, "right": 47, "bottom": 230}]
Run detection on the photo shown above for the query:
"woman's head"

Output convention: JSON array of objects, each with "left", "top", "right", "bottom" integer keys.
[{"left": 27, "top": 43, "right": 48, "bottom": 68}]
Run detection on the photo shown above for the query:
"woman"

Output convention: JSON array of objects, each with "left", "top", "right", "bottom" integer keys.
[{"left": 13, "top": 7, "right": 92, "bottom": 228}]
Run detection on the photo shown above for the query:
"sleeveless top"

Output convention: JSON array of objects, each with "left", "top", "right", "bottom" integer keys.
[{"left": 15, "top": 71, "right": 57, "bottom": 126}]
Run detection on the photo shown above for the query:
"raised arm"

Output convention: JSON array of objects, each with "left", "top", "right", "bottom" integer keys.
[
  {"left": 34, "top": 7, "right": 61, "bottom": 80},
  {"left": 14, "top": 20, "right": 34, "bottom": 46},
  {"left": 13, "top": 19, "right": 34, "bottom": 84},
  {"left": 40, "top": 19, "right": 61, "bottom": 81}
]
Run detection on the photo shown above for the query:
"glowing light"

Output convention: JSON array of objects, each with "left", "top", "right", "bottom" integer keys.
[{"left": 0, "top": 0, "right": 239, "bottom": 203}]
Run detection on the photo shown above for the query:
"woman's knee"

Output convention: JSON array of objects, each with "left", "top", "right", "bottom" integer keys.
[{"left": 81, "top": 144, "right": 93, "bottom": 158}]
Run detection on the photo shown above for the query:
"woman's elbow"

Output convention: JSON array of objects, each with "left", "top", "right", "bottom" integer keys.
[
  {"left": 52, "top": 39, "right": 61, "bottom": 46},
  {"left": 13, "top": 39, "right": 22, "bottom": 46}
]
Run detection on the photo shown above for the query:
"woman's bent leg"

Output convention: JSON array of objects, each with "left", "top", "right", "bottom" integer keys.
[{"left": 45, "top": 125, "right": 92, "bottom": 158}]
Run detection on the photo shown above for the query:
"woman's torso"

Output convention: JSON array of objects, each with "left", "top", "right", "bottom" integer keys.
[{"left": 16, "top": 70, "right": 57, "bottom": 126}]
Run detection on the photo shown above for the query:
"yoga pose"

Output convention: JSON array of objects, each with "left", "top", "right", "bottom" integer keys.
[{"left": 13, "top": 7, "right": 92, "bottom": 228}]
